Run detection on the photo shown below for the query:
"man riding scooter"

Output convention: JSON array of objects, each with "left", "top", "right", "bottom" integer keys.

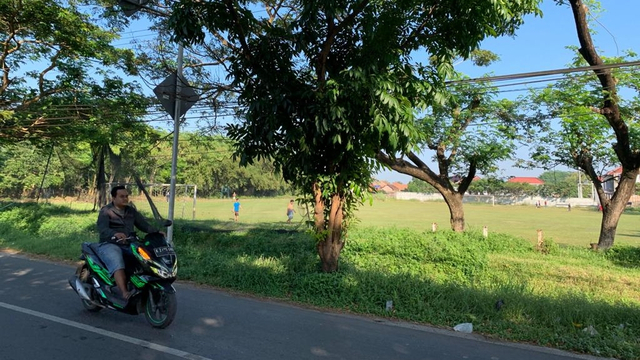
[{"left": 96, "top": 185, "right": 165, "bottom": 306}]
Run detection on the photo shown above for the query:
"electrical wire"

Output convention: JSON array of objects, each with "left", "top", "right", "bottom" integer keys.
[{"left": 447, "top": 61, "right": 640, "bottom": 85}]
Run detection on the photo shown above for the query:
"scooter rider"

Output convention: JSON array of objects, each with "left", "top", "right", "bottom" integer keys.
[{"left": 96, "top": 185, "right": 165, "bottom": 303}]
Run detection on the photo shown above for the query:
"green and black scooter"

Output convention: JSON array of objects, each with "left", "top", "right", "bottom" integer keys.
[{"left": 69, "top": 229, "right": 178, "bottom": 329}]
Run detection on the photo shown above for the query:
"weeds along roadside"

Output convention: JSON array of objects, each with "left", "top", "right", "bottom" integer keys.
[{"left": 1, "top": 201, "right": 639, "bottom": 360}]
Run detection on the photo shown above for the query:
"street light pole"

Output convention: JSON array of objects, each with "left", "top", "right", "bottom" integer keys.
[{"left": 167, "top": 44, "right": 184, "bottom": 245}]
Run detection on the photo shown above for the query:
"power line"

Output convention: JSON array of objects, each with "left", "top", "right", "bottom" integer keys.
[
  {"left": 447, "top": 61, "right": 640, "bottom": 85},
  {"left": 0, "top": 113, "right": 236, "bottom": 130},
  {"left": 112, "top": 34, "right": 158, "bottom": 46}
]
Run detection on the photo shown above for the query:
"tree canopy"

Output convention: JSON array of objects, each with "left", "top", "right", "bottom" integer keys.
[
  {"left": 377, "top": 72, "right": 523, "bottom": 231},
  {"left": 0, "top": 0, "right": 151, "bottom": 144},
  {"left": 0, "top": 132, "right": 288, "bottom": 199},
  {"left": 525, "top": 0, "right": 640, "bottom": 248},
  {"left": 165, "top": 0, "right": 542, "bottom": 271}
]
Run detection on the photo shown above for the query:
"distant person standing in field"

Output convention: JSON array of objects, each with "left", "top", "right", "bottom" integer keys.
[
  {"left": 233, "top": 198, "right": 241, "bottom": 222},
  {"left": 232, "top": 191, "right": 237, "bottom": 200},
  {"left": 286, "top": 200, "right": 295, "bottom": 223}
]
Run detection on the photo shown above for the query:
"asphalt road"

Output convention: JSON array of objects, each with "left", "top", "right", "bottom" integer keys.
[{"left": 0, "top": 252, "right": 612, "bottom": 360}]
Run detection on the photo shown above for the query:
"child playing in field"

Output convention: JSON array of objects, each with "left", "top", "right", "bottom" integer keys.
[
  {"left": 286, "top": 199, "right": 295, "bottom": 223},
  {"left": 233, "top": 198, "right": 241, "bottom": 222}
]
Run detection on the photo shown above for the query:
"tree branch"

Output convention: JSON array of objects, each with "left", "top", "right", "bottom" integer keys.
[
  {"left": 266, "top": 0, "right": 286, "bottom": 24},
  {"left": 224, "top": 0, "right": 252, "bottom": 63},
  {"left": 38, "top": 51, "right": 61, "bottom": 95},
  {"left": 435, "top": 144, "right": 450, "bottom": 178},
  {"left": 376, "top": 150, "right": 451, "bottom": 194},
  {"left": 16, "top": 88, "right": 68, "bottom": 110},
  {"left": 188, "top": 60, "right": 225, "bottom": 68},
  {"left": 442, "top": 97, "right": 480, "bottom": 167},
  {"left": 400, "top": 5, "right": 438, "bottom": 50},
  {"left": 317, "top": 0, "right": 369, "bottom": 86},
  {"left": 457, "top": 160, "right": 477, "bottom": 195},
  {"left": 575, "top": 148, "right": 609, "bottom": 208},
  {"left": 1, "top": 31, "right": 20, "bottom": 97},
  {"left": 568, "top": 0, "right": 632, "bottom": 165}
]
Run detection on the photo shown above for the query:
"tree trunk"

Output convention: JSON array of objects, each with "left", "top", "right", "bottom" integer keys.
[
  {"left": 597, "top": 206, "right": 621, "bottom": 250},
  {"left": 441, "top": 190, "right": 465, "bottom": 231},
  {"left": 312, "top": 182, "right": 324, "bottom": 230},
  {"left": 313, "top": 182, "right": 345, "bottom": 272},
  {"left": 375, "top": 151, "right": 473, "bottom": 232},
  {"left": 568, "top": 0, "right": 640, "bottom": 249},
  {"left": 597, "top": 172, "right": 636, "bottom": 249},
  {"left": 95, "top": 145, "right": 107, "bottom": 210}
]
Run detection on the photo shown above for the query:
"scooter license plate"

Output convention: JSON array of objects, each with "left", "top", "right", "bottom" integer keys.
[{"left": 153, "top": 246, "right": 175, "bottom": 257}]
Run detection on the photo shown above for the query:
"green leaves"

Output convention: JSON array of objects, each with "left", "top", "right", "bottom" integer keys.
[
  {"left": 164, "top": 0, "right": 543, "bottom": 241},
  {"left": 0, "top": 0, "right": 150, "bottom": 145},
  {"left": 415, "top": 72, "right": 519, "bottom": 177},
  {"left": 524, "top": 51, "right": 639, "bottom": 172}
]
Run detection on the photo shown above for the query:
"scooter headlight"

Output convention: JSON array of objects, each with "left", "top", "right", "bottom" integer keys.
[{"left": 151, "top": 265, "right": 173, "bottom": 279}]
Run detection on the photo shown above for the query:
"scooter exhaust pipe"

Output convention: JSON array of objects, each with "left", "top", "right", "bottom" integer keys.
[{"left": 68, "top": 276, "right": 92, "bottom": 301}]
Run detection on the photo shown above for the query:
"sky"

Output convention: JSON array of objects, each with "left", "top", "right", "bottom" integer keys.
[
  {"left": 376, "top": 0, "right": 640, "bottom": 183},
  {"left": 114, "top": 1, "right": 640, "bottom": 184}
]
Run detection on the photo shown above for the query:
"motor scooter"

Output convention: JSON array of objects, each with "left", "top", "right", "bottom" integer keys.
[{"left": 69, "top": 229, "right": 178, "bottom": 328}]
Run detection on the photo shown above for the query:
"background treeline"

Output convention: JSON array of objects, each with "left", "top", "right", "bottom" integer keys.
[
  {"left": 0, "top": 131, "right": 289, "bottom": 199},
  {"left": 407, "top": 170, "right": 603, "bottom": 198}
]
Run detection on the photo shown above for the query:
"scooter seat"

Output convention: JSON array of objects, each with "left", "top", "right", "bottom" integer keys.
[{"left": 81, "top": 242, "right": 108, "bottom": 269}]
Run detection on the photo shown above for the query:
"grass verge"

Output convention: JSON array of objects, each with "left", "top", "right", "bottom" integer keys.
[{"left": 1, "top": 201, "right": 639, "bottom": 359}]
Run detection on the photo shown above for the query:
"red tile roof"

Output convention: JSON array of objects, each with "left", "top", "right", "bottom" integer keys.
[
  {"left": 392, "top": 182, "right": 408, "bottom": 191},
  {"left": 507, "top": 177, "right": 545, "bottom": 185},
  {"left": 371, "top": 180, "right": 407, "bottom": 193},
  {"left": 606, "top": 166, "right": 622, "bottom": 176}
]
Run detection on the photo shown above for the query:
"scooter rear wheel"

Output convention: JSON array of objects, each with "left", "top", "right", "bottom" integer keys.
[
  {"left": 81, "top": 298, "right": 102, "bottom": 312},
  {"left": 144, "top": 291, "right": 177, "bottom": 329},
  {"left": 79, "top": 267, "right": 102, "bottom": 312}
]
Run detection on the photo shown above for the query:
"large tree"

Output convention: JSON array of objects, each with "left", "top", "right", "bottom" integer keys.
[
  {"left": 406, "top": 178, "right": 433, "bottom": 194},
  {"left": 0, "top": 131, "right": 291, "bottom": 199},
  {"left": 467, "top": 176, "right": 506, "bottom": 195},
  {"left": 527, "top": 0, "right": 640, "bottom": 249},
  {"left": 0, "top": 0, "right": 155, "bottom": 144},
  {"left": 377, "top": 73, "right": 521, "bottom": 231},
  {"left": 537, "top": 171, "right": 583, "bottom": 198},
  {"left": 0, "top": 142, "right": 65, "bottom": 198},
  {"left": 175, "top": 133, "right": 288, "bottom": 197},
  {"left": 167, "top": 0, "right": 541, "bottom": 271}
]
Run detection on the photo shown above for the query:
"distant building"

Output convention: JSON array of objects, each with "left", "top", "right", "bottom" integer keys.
[
  {"left": 391, "top": 182, "right": 408, "bottom": 192},
  {"left": 450, "top": 175, "right": 481, "bottom": 184},
  {"left": 506, "top": 177, "right": 545, "bottom": 186},
  {"left": 601, "top": 166, "right": 640, "bottom": 195},
  {"left": 371, "top": 180, "right": 407, "bottom": 194}
]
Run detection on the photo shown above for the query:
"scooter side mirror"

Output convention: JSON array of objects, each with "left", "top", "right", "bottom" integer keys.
[{"left": 162, "top": 219, "right": 173, "bottom": 227}]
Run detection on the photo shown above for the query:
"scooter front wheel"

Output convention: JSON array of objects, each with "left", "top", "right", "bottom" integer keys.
[{"left": 144, "top": 290, "right": 177, "bottom": 329}]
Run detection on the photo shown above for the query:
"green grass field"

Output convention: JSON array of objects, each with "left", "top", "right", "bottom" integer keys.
[
  {"left": 63, "top": 195, "right": 640, "bottom": 247},
  {"left": 2, "top": 197, "right": 640, "bottom": 359}
]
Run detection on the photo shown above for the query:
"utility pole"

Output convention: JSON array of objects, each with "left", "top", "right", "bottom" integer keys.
[
  {"left": 577, "top": 171, "right": 583, "bottom": 198},
  {"left": 166, "top": 44, "right": 184, "bottom": 245},
  {"left": 115, "top": 0, "right": 198, "bottom": 245}
]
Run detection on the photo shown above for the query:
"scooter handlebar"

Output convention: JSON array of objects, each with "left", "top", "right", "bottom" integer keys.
[{"left": 111, "top": 234, "right": 140, "bottom": 244}]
